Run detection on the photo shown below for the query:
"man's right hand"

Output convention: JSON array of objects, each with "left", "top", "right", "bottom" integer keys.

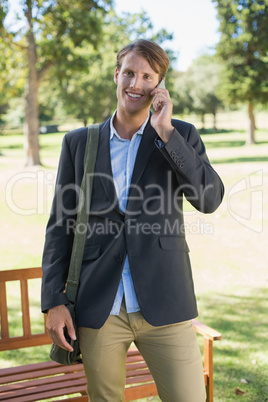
[{"left": 46, "top": 305, "right": 76, "bottom": 351}]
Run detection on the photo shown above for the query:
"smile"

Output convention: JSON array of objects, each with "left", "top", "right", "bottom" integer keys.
[{"left": 126, "top": 92, "right": 143, "bottom": 99}]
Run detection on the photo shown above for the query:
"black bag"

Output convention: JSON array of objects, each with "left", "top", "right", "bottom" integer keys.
[
  {"left": 49, "top": 125, "right": 99, "bottom": 365},
  {"left": 49, "top": 303, "right": 81, "bottom": 365}
]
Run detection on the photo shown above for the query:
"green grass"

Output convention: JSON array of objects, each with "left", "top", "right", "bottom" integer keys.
[
  {"left": 198, "top": 290, "right": 268, "bottom": 401},
  {"left": 1, "top": 113, "right": 268, "bottom": 401}
]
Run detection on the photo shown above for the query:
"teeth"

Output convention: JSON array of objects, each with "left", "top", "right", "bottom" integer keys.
[{"left": 128, "top": 93, "right": 141, "bottom": 98}]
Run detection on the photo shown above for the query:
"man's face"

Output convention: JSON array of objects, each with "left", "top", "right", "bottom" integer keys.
[{"left": 114, "top": 51, "right": 160, "bottom": 118}]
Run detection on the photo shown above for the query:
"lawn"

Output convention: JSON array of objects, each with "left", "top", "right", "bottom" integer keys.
[{"left": 0, "top": 114, "right": 268, "bottom": 401}]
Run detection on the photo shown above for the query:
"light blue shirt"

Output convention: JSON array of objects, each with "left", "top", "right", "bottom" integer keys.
[{"left": 109, "top": 111, "right": 149, "bottom": 315}]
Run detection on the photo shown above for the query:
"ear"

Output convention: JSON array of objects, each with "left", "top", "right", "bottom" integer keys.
[{"left": 114, "top": 68, "right": 119, "bottom": 85}]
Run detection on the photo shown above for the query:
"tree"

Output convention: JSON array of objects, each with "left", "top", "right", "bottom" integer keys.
[
  {"left": 0, "top": 0, "right": 112, "bottom": 165},
  {"left": 172, "top": 55, "right": 223, "bottom": 130},
  {"left": 211, "top": 0, "right": 268, "bottom": 144}
]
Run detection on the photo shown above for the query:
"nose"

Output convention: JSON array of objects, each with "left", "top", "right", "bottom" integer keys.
[{"left": 130, "top": 75, "right": 142, "bottom": 89}]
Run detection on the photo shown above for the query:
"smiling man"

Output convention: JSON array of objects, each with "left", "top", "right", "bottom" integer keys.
[{"left": 42, "top": 39, "right": 224, "bottom": 401}]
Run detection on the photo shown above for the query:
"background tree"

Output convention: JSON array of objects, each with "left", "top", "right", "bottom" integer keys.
[
  {"left": 170, "top": 70, "right": 193, "bottom": 116},
  {"left": 171, "top": 54, "right": 222, "bottom": 130},
  {"left": 211, "top": 0, "right": 268, "bottom": 144},
  {"left": 0, "top": 0, "right": 112, "bottom": 166},
  {"left": 188, "top": 55, "right": 223, "bottom": 131}
]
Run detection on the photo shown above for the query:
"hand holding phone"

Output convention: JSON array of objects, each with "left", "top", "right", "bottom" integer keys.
[
  {"left": 156, "top": 80, "right": 166, "bottom": 109},
  {"left": 150, "top": 78, "right": 174, "bottom": 143}
]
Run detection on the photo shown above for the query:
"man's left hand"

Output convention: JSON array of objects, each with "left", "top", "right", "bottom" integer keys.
[{"left": 150, "top": 86, "right": 174, "bottom": 143}]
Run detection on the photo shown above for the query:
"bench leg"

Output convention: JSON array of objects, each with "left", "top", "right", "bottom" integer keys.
[{"left": 204, "top": 338, "right": 214, "bottom": 402}]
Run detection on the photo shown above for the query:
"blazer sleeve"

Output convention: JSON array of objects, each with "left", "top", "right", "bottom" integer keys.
[
  {"left": 41, "top": 135, "right": 78, "bottom": 312},
  {"left": 156, "top": 122, "right": 224, "bottom": 213}
]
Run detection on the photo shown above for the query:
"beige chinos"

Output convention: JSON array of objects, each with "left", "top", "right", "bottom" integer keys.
[{"left": 79, "top": 302, "right": 206, "bottom": 402}]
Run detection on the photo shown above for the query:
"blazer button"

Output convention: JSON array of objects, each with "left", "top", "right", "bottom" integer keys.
[{"left": 115, "top": 255, "right": 123, "bottom": 263}]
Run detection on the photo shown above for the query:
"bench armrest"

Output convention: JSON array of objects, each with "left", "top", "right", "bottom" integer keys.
[{"left": 192, "top": 319, "right": 222, "bottom": 341}]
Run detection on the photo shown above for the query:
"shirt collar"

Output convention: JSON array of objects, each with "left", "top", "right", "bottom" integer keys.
[{"left": 110, "top": 110, "right": 149, "bottom": 140}]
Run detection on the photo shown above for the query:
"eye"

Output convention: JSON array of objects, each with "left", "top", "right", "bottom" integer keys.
[
  {"left": 144, "top": 74, "right": 152, "bottom": 80},
  {"left": 124, "top": 70, "right": 133, "bottom": 77}
]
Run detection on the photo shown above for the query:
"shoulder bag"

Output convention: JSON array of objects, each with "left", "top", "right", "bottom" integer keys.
[{"left": 50, "top": 124, "right": 99, "bottom": 365}]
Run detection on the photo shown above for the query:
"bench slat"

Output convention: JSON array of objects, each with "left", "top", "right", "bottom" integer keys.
[
  {"left": 0, "top": 370, "right": 86, "bottom": 393},
  {"left": 0, "top": 363, "right": 84, "bottom": 385},
  {"left": 0, "top": 282, "right": 9, "bottom": 339},
  {"left": 126, "top": 368, "right": 152, "bottom": 378},
  {"left": 0, "top": 377, "right": 87, "bottom": 401},
  {"left": 126, "top": 361, "right": 147, "bottom": 369},
  {"left": 0, "top": 267, "right": 42, "bottom": 282},
  {"left": 124, "top": 383, "right": 158, "bottom": 400},
  {"left": 0, "top": 360, "right": 63, "bottom": 377},
  {"left": 53, "top": 397, "right": 88, "bottom": 402},
  {"left": 20, "top": 279, "right": 31, "bottom": 337},
  {"left": 126, "top": 354, "right": 145, "bottom": 362},
  {"left": 0, "top": 334, "right": 52, "bottom": 351},
  {"left": 126, "top": 375, "right": 154, "bottom": 385},
  {"left": 3, "top": 383, "right": 87, "bottom": 402}
]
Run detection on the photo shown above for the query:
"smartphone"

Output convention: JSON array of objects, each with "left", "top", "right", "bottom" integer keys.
[{"left": 158, "top": 79, "right": 166, "bottom": 89}]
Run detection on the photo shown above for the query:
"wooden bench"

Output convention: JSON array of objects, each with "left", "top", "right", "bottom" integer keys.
[{"left": 0, "top": 268, "right": 221, "bottom": 401}]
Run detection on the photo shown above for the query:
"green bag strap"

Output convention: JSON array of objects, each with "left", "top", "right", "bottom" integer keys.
[{"left": 66, "top": 124, "right": 99, "bottom": 304}]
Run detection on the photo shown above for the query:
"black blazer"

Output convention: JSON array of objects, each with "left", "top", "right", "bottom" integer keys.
[{"left": 41, "top": 116, "right": 224, "bottom": 328}]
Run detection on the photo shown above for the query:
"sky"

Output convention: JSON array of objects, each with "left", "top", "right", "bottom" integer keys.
[{"left": 114, "top": 0, "right": 220, "bottom": 71}]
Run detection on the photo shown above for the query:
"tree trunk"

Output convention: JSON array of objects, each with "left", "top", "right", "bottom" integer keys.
[
  {"left": 201, "top": 114, "right": 205, "bottom": 130},
  {"left": 213, "top": 111, "right": 217, "bottom": 131},
  {"left": 24, "top": 1, "right": 41, "bottom": 166},
  {"left": 246, "top": 103, "right": 256, "bottom": 145}
]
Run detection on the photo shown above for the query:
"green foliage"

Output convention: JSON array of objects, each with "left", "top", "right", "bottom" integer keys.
[
  {"left": 3, "top": 98, "right": 25, "bottom": 127},
  {"left": 0, "top": 0, "right": 113, "bottom": 82},
  {"left": 0, "top": 0, "right": 114, "bottom": 164},
  {"left": 0, "top": 39, "right": 25, "bottom": 120},
  {"left": 0, "top": 1, "right": 8, "bottom": 30},
  {"left": 35, "top": 0, "right": 113, "bottom": 72},
  {"left": 212, "top": 0, "right": 268, "bottom": 105},
  {"left": 171, "top": 54, "right": 223, "bottom": 128}
]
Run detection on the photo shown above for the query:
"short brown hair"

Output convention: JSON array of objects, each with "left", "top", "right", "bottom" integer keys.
[{"left": 116, "top": 39, "right": 170, "bottom": 80}]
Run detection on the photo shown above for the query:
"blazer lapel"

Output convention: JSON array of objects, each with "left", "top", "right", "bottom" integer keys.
[
  {"left": 128, "top": 119, "right": 156, "bottom": 196},
  {"left": 95, "top": 119, "right": 122, "bottom": 215}
]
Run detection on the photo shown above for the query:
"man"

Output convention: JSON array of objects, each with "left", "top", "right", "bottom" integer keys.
[{"left": 42, "top": 39, "right": 224, "bottom": 401}]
